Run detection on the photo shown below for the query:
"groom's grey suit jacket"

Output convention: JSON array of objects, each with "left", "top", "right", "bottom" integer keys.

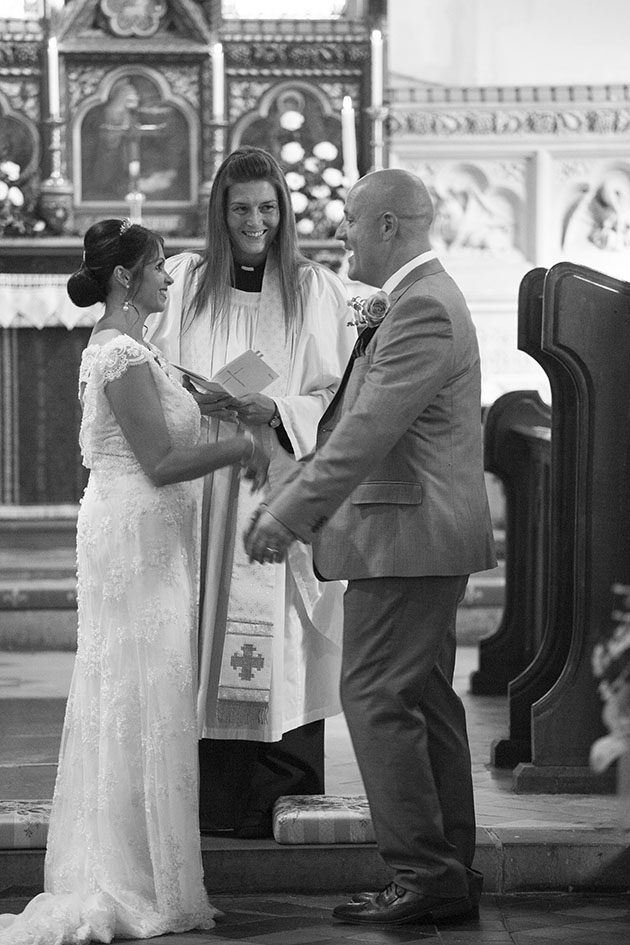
[{"left": 268, "top": 257, "right": 496, "bottom": 581}]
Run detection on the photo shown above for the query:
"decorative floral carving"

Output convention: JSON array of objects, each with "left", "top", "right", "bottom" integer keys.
[
  {"left": 1, "top": 78, "right": 40, "bottom": 123},
  {"left": 0, "top": 40, "right": 40, "bottom": 71},
  {"left": 161, "top": 67, "right": 199, "bottom": 108},
  {"left": 66, "top": 66, "right": 109, "bottom": 110},
  {"left": 389, "top": 106, "right": 630, "bottom": 138},
  {"left": 100, "top": 0, "right": 167, "bottom": 38},
  {"left": 496, "top": 161, "right": 526, "bottom": 186},
  {"left": 229, "top": 81, "right": 270, "bottom": 121},
  {"left": 227, "top": 40, "right": 365, "bottom": 71}
]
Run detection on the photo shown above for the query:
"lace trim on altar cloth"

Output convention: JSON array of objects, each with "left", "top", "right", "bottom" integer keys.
[
  {"left": 0, "top": 273, "right": 73, "bottom": 289},
  {"left": 0, "top": 273, "right": 101, "bottom": 330}
]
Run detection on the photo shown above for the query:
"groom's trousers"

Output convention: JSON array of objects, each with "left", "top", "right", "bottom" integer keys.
[{"left": 340, "top": 574, "right": 474, "bottom": 898}]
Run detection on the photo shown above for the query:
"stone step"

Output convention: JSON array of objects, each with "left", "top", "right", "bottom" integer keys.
[{"left": 2, "top": 823, "right": 628, "bottom": 899}]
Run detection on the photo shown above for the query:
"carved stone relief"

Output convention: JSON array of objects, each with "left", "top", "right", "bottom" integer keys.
[
  {"left": 395, "top": 157, "right": 526, "bottom": 257},
  {"left": 560, "top": 160, "right": 630, "bottom": 259}
]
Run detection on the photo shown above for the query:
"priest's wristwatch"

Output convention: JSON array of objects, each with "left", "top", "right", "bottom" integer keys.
[{"left": 268, "top": 403, "right": 282, "bottom": 428}]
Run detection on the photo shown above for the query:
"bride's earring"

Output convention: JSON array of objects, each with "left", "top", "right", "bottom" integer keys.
[{"left": 122, "top": 279, "right": 130, "bottom": 312}]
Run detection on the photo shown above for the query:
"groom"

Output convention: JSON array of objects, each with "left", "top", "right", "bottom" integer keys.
[{"left": 245, "top": 168, "right": 496, "bottom": 926}]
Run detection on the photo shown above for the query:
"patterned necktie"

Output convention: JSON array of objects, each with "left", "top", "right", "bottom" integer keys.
[
  {"left": 353, "top": 325, "right": 378, "bottom": 358},
  {"left": 319, "top": 325, "right": 378, "bottom": 428}
]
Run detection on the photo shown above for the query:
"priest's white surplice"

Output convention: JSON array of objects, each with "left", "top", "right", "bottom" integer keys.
[{"left": 146, "top": 251, "right": 355, "bottom": 741}]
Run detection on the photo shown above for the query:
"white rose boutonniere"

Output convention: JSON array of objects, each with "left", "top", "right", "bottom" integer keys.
[{"left": 347, "top": 290, "right": 391, "bottom": 328}]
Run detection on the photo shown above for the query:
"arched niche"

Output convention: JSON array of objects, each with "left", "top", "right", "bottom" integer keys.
[
  {"left": 232, "top": 80, "right": 347, "bottom": 239},
  {"left": 232, "top": 80, "right": 343, "bottom": 165},
  {"left": 73, "top": 67, "right": 198, "bottom": 206}
]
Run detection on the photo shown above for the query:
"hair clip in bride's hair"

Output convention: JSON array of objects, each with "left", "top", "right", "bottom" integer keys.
[{"left": 120, "top": 218, "right": 132, "bottom": 235}]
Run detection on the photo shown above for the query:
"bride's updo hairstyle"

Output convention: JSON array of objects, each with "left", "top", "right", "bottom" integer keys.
[{"left": 67, "top": 218, "right": 164, "bottom": 308}]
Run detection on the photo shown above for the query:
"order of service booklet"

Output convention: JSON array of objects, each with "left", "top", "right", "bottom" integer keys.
[{"left": 172, "top": 349, "right": 279, "bottom": 397}]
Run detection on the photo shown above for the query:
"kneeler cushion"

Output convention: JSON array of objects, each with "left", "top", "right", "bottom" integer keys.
[
  {"left": 272, "top": 794, "right": 376, "bottom": 844},
  {"left": 0, "top": 800, "right": 51, "bottom": 849}
]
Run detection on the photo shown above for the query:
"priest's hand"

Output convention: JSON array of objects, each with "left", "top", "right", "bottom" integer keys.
[
  {"left": 182, "top": 377, "right": 238, "bottom": 421},
  {"left": 244, "top": 506, "right": 296, "bottom": 564},
  {"left": 233, "top": 393, "right": 277, "bottom": 427}
]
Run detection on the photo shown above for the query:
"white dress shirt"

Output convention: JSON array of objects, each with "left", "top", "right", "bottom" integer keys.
[{"left": 382, "top": 250, "right": 437, "bottom": 296}]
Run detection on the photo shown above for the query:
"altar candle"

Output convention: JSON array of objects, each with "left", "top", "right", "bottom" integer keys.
[
  {"left": 371, "top": 29, "right": 383, "bottom": 110},
  {"left": 212, "top": 42, "right": 224, "bottom": 122},
  {"left": 127, "top": 191, "right": 143, "bottom": 225},
  {"left": 341, "top": 96, "right": 359, "bottom": 184},
  {"left": 47, "top": 36, "right": 60, "bottom": 119}
]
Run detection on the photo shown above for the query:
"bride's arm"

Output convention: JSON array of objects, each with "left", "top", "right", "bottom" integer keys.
[{"left": 105, "top": 363, "right": 268, "bottom": 489}]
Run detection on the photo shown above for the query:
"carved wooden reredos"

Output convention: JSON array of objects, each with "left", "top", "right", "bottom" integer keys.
[
  {"left": 1, "top": 2, "right": 629, "bottom": 256},
  {"left": 0, "top": 0, "right": 376, "bottom": 238}
]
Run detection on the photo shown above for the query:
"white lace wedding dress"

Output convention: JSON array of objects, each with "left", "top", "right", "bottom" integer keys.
[{"left": 0, "top": 337, "right": 218, "bottom": 943}]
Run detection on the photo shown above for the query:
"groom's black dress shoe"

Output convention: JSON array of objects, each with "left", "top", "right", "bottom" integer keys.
[
  {"left": 350, "top": 867, "right": 483, "bottom": 910},
  {"left": 333, "top": 882, "right": 477, "bottom": 926}
]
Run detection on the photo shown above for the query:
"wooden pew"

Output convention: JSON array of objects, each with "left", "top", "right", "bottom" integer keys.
[{"left": 511, "top": 262, "right": 630, "bottom": 793}]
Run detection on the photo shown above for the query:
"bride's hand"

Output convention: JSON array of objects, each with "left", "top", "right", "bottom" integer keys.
[{"left": 240, "top": 438, "right": 269, "bottom": 493}]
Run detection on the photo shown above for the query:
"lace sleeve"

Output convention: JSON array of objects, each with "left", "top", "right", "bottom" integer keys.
[
  {"left": 78, "top": 347, "right": 98, "bottom": 400},
  {"left": 99, "top": 337, "right": 152, "bottom": 384}
]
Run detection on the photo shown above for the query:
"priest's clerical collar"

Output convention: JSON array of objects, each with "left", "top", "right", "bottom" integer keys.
[{"left": 233, "top": 259, "right": 266, "bottom": 292}]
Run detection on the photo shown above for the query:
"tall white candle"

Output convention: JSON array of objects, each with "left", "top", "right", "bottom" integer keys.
[
  {"left": 212, "top": 42, "right": 225, "bottom": 122},
  {"left": 371, "top": 29, "right": 383, "bottom": 110},
  {"left": 341, "top": 95, "right": 359, "bottom": 184},
  {"left": 47, "top": 36, "right": 60, "bottom": 119}
]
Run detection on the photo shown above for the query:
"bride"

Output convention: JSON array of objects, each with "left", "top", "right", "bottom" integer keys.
[{"left": 0, "top": 219, "right": 268, "bottom": 944}]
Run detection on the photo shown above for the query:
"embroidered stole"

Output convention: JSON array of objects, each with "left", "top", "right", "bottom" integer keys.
[{"left": 213, "top": 251, "right": 296, "bottom": 728}]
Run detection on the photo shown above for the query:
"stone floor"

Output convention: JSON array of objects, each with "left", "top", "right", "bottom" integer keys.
[{"left": 2, "top": 891, "right": 630, "bottom": 944}]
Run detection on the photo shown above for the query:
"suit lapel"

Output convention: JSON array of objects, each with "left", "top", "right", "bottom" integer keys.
[{"left": 318, "top": 259, "right": 444, "bottom": 430}]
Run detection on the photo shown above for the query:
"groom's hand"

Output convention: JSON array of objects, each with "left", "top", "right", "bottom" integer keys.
[{"left": 244, "top": 506, "right": 296, "bottom": 564}]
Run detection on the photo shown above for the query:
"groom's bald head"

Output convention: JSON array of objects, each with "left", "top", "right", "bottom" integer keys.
[
  {"left": 338, "top": 169, "right": 435, "bottom": 286},
  {"left": 353, "top": 169, "right": 435, "bottom": 233}
]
